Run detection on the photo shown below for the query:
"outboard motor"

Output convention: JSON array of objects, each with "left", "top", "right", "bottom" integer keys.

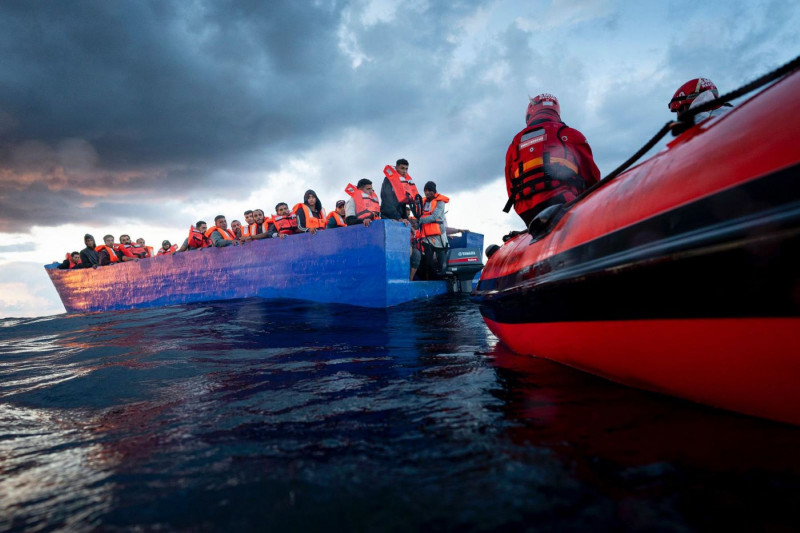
[{"left": 443, "top": 247, "right": 484, "bottom": 292}]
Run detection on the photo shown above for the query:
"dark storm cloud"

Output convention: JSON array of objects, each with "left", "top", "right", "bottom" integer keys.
[{"left": 0, "top": 0, "right": 492, "bottom": 233}]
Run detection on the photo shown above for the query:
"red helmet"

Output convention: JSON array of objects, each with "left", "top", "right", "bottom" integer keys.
[
  {"left": 669, "top": 78, "right": 718, "bottom": 113},
  {"left": 526, "top": 93, "right": 560, "bottom": 124}
]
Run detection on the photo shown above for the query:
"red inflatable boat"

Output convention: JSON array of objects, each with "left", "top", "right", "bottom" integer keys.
[{"left": 474, "top": 68, "right": 800, "bottom": 425}]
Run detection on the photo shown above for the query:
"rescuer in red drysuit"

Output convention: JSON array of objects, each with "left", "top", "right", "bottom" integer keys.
[{"left": 504, "top": 93, "right": 601, "bottom": 226}]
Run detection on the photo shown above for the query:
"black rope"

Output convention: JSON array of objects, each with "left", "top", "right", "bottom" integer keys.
[{"left": 561, "top": 53, "right": 800, "bottom": 209}]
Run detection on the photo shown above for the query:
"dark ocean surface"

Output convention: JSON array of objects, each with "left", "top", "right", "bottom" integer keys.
[{"left": 2, "top": 295, "right": 800, "bottom": 532}]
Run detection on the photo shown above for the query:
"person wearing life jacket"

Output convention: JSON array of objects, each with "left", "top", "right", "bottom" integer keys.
[
  {"left": 345, "top": 179, "right": 381, "bottom": 227},
  {"left": 669, "top": 77, "right": 732, "bottom": 124},
  {"left": 418, "top": 181, "right": 450, "bottom": 278},
  {"left": 157, "top": 240, "right": 178, "bottom": 255},
  {"left": 504, "top": 93, "right": 601, "bottom": 226},
  {"left": 294, "top": 189, "right": 327, "bottom": 234},
  {"left": 380, "top": 158, "right": 418, "bottom": 225},
  {"left": 96, "top": 234, "right": 137, "bottom": 266},
  {"left": 268, "top": 203, "right": 299, "bottom": 239},
  {"left": 242, "top": 209, "right": 277, "bottom": 241},
  {"left": 326, "top": 200, "right": 347, "bottom": 229},
  {"left": 136, "top": 238, "right": 154, "bottom": 258},
  {"left": 241, "top": 210, "right": 254, "bottom": 239},
  {"left": 58, "top": 251, "right": 81, "bottom": 269},
  {"left": 116, "top": 234, "right": 143, "bottom": 261},
  {"left": 79, "top": 234, "right": 100, "bottom": 268},
  {"left": 205, "top": 215, "right": 240, "bottom": 247},
  {"left": 231, "top": 220, "right": 244, "bottom": 239},
  {"left": 184, "top": 220, "right": 212, "bottom": 250}
]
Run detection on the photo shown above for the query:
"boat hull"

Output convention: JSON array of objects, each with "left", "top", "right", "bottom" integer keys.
[
  {"left": 46, "top": 221, "right": 461, "bottom": 312},
  {"left": 474, "top": 69, "right": 800, "bottom": 424}
]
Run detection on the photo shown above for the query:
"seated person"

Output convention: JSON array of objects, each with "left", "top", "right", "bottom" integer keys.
[
  {"left": 326, "top": 200, "right": 347, "bottom": 228},
  {"left": 243, "top": 209, "right": 278, "bottom": 241},
  {"left": 79, "top": 234, "right": 100, "bottom": 268},
  {"left": 119, "top": 234, "right": 148, "bottom": 258},
  {"left": 136, "top": 238, "right": 154, "bottom": 258},
  {"left": 268, "top": 203, "right": 299, "bottom": 239},
  {"left": 96, "top": 234, "right": 138, "bottom": 265},
  {"left": 58, "top": 252, "right": 81, "bottom": 269},
  {"left": 204, "top": 215, "right": 239, "bottom": 247},
  {"left": 294, "top": 190, "right": 326, "bottom": 234},
  {"left": 157, "top": 240, "right": 177, "bottom": 255},
  {"left": 179, "top": 220, "right": 212, "bottom": 251},
  {"left": 231, "top": 220, "right": 243, "bottom": 239},
  {"left": 345, "top": 179, "right": 381, "bottom": 226}
]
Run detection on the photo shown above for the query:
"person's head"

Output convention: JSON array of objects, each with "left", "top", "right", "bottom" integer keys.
[
  {"left": 195, "top": 220, "right": 207, "bottom": 232},
  {"left": 526, "top": 93, "right": 560, "bottom": 125},
  {"left": 162, "top": 240, "right": 171, "bottom": 250},
  {"left": 250, "top": 209, "right": 263, "bottom": 224},
  {"left": 120, "top": 234, "right": 131, "bottom": 245},
  {"left": 214, "top": 215, "right": 227, "bottom": 230},
  {"left": 244, "top": 210, "right": 254, "bottom": 224},
  {"left": 423, "top": 181, "right": 437, "bottom": 200},
  {"left": 669, "top": 77, "right": 718, "bottom": 114},
  {"left": 136, "top": 238, "right": 145, "bottom": 247},
  {"left": 84, "top": 234, "right": 95, "bottom": 248},
  {"left": 70, "top": 252, "right": 80, "bottom": 262},
  {"left": 276, "top": 202, "right": 289, "bottom": 216},
  {"left": 231, "top": 220, "right": 242, "bottom": 234},
  {"left": 304, "top": 189, "right": 321, "bottom": 211},
  {"left": 357, "top": 178, "right": 373, "bottom": 195},
  {"left": 396, "top": 158, "right": 409, "bottom": 177},
  {"left": 335, "top": 199, "right": 346, "bottom": 216},
  {"left": 103, "top": 234, "right": 115, "bottom": 246}
]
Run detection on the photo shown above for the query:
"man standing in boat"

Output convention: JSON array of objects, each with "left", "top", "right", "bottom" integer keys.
[
  {"left": 380, "top": 158, "right": 416, "bottom": 225},
  {"left": 504, "top": 93, "right": 601, "bottom": 226}
]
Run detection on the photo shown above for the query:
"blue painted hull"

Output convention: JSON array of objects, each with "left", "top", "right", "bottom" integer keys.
[{"left": 45, "top": 221, "right": 473, "bottom": 313}]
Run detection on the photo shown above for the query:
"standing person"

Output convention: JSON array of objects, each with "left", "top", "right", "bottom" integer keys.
[
  {"left": 418, "top": 181, "right": 449, "bottom": 277},
  {"left": 669, "top": 77, "right": 732, "bottom": 123},
  {"left": 79, "top": 234, "right": 100, "bottom": 268},
  {"left": 205, "top": 215, "right": 239, "bottom": 247},
  {"left": 380, "top": 158, "right": 418, "bottom": 225},
  {"left": 345, "top": 179, "right": 381, "bottom": 227},
  {"left": 504, "top": 93, "right": 601, "bottom": 225},
  {"left": 326, "top": 200, "right": 347, "bottom": 229},
  {"left": 295, "top": 189, "right": 326, "bottom": 234}
]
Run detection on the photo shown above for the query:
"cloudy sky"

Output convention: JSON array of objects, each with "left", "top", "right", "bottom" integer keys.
[{"left": 1, "top": 0, "right": 798, "bottom": 317}]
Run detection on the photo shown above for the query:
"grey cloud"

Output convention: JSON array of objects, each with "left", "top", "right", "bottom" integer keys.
[{"left": 0, "top": 242, "right": 36, "bottom": 253}]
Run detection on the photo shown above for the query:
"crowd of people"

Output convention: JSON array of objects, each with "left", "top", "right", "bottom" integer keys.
[
  {"left": 59, "top": 77, "right": 727, "bottom": 278},
  {"left": 57, "top": 159, "right": 454, "bottom": 280}
]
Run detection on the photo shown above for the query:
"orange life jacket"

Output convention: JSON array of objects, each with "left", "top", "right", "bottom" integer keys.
[
  {"left": 272, "top": 213, "right": 298, "bottom": 235},
  {"left": 345, "top": 183, "right": 381, "bottom": 221},
  {"left": 157, "top": 244, "right": 177, "bottom": 255},
  {"left": 293, "top": 203, "right": 327, "bottom": 230},
  {"left": 327, "top": 211, "right": 346, "bottom": 227},
  {"left": 248, "top": 221, "right": 270, "bottom": 236},
  {"left": 240, "top": 224, "right": 251, "bottom": 238},
  {"left": 204, "top": 226, "right": 237, "bottom": 241},
  {"left": 503, "top": 120, "right": 587, "bottom": 216},
  {"left": 383, "top": 165, "right": 420, "bottom": 204},
  {"left": 65, "top": 253, "right": 81, "bottom": 268},
  {"left": 420, "top": 194, "right": 450, "bottom": 237},
  {"left": 188, "top": 226, "right": 211, "bottom": 248},
  {"left": 95, "top": 244, "right": 119, "bottom": 263}
]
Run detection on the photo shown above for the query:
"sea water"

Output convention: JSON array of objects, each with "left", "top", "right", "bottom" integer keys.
[{"left": 2, "top": 295, "right": 800, "bottom": 531}]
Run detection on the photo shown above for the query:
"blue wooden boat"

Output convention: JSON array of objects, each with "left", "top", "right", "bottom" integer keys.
[{"left": 45, "top": 220, "right": 484, "bottom": 313}]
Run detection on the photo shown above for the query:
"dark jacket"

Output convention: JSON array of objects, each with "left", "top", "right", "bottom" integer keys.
[
  {"left": 380, "top": 177, "right": 409, "bottom": 220},
  {"left": 80, "top": 246, "right": 100, "bottom": 267}
]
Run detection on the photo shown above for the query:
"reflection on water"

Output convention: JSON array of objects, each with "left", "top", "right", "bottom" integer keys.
[{"left": 1, "top": 296, "right": 799, "bottom": 531}]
